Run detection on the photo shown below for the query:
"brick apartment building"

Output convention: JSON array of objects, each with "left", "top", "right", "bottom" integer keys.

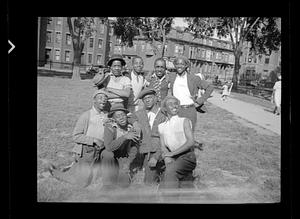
[
  {"left": 239, "top": 41, "right": 281, "bottom": 83},
  {"left": 38, "top": 17, "right": 111, "bottom": 71},
  {"left": 38, "top": 17, "right": 280, "bottom": 83},
  {"left": 111, "top": 28, "right": 236, "bottom": 81}
]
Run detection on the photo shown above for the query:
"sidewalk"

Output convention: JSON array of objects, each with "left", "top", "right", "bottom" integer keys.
[{"left": 207, "top": 91, "right": 281, "bottom": 136}]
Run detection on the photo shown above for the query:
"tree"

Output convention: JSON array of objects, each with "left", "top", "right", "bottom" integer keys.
[
  {"left": 185, "top": 17, "right": 281, "bottom": 90},
  {"left": 67, "top": 17, "right": 108, "bottom": 80},
  {"left": 111, "top": 17, "right": 174, "bottom": 58}
]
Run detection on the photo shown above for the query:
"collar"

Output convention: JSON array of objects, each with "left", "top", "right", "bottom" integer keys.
[
  {"left": 91, "top": 106, "right": 107, "bottom": 116},
  {"left": 131, "top": 70, "right": 142, "bottom": 77},
  {"left": 153, "top": 74, "right": 166, "bottom": 82},
  {"left": 147, "top": 106, "right": 160, "bottom": 115},
  {"left": 176, "top": 72, "right": 187, "bottom": 78}
]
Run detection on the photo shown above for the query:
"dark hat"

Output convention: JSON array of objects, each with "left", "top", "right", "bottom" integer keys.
[
  {"left": 93, "top": 89, "right": 110, "bottom": 99},
  {"left": 92, "top": 72, "right": 110, "bottom": 87},
  {"left": 107, "top": 54, "right": 126, "bottom": 67},
  {"left": 138, "top": 88, "right": 157, "bottom": 100},
  {"left": 108, "top": 102, "right": 129, "bottom": 117}
]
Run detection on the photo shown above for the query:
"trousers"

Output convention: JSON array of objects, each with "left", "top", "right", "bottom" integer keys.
[
  {"left": 178, "top": 106, "right": 197, "bottom": 132},
  {"left": 159, "top": 150, "right": 196, "bottom": 189}
]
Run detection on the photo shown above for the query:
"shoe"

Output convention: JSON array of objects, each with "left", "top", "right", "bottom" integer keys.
[{"left": 194, "top": 141, "right": 203, "bottom": 151}]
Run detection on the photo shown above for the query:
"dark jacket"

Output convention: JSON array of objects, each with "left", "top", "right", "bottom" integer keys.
[
  {"left": 103, "top": 122, "right": 136, "bottom": 153},
  {"left": 134, "top": 108, "right": 167, "bottom": 160},
  {"left": 168, "top": 72, "right": 214, "bottom": 105}
]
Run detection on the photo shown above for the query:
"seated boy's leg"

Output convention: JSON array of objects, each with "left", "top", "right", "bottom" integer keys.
[
  {"left": 160, "top": 151, "right": 197, "bottom": 189},
  {"left": 100, "top": 149, "right": 119, "bottom": 186},
  {"left": 143, "top": 153, "right": 160, "bottom": 185}
]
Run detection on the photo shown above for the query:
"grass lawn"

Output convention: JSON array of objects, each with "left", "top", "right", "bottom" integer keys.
[{"left": 37, "top": 76, "right": 281, "bottom": 203}]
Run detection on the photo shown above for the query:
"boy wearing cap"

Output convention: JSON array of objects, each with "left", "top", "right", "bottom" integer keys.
[
  {"left": 49, "top": 90, "right": 110, "bottom": 187},
  {"left": 133, "top": 88, "right": 167, "bottom": 185},
  {"left": 100, "top": 103, "right": 141, "bottom": 189},
  {"left": 104, "top": 54, "right": 132, "bottom": 109}
]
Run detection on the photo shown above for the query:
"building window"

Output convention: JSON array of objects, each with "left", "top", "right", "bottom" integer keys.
[
  {"left": 81, "top": 53, "right": 85, "bottom": 64},
  {"left": 202, "top": 49, "right": 206, "bottom": 58},
  {"left": 55, "top": 32, "right": 62, "bottom": 44},
  {"left": 206, "top": 50, "right": 211, "bottom": 60},
  {"left": 47, "top": 17, "right": 52, "bottom": 25},
  {"left": 65, "top": 50, "right": 71, "bottom": 62},
  {"left": 89, "top": 38, "right": 94, "bottom": 48},
  {"left": 157, "top": 44, "right": 162, "bottom": 51},
  {"left": 56, "top": 17, "right": 62, "bottom": 26},
  {"left": 164, "top": 45, "right": 168, "bottom": 53},
  {"left": 88, "top": 53, "right": 93, "bottom": 64},
  {"left": 66, "top": 33, "right": 71, "bottom": 45},
  {"left": 98, "top": 39, "right": 103, "bottom": 49},
  {"left": 99, "top": 24, "right": 105, "bottom": 34},
  {"left": 114, "top": 46, "right": 122, "bottom": 54},
  {"left": 96, "top": 55, "right": 102, "bottom": 65},
  {"left": 46, "top": 31, "right": 52, "bottom": 43},
  {"left": 189, "top": 47, "right": 193, "bottom": 59},
  {"left": 45, "top": 48, "right": 51, "bottom": 61},
  {"left": 175, "top": 44, "right": 184, "bottom": 55},
  {"left": 55, "top": 49, "right": 60, "bottom": 61},
  {"left": 134, "top": 44, "right": 137, "bottom": 51},
  {"left": 109, "top": 27, "right": 113, "bottom": 36},
  {"left": 141, "top": 44, "right": 145, "bottom": 52},
  {"left": 265, "top": 57, "right": 270, "bottom": 64}
]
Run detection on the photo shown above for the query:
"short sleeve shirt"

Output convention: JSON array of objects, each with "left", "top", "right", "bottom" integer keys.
[{"left": 107, "top": 75, "right": 132, "bottom": 104}]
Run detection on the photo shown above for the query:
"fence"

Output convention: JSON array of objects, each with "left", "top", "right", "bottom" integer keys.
[{"left": 37, "top": 60, "right": 92, "bottom": 73}]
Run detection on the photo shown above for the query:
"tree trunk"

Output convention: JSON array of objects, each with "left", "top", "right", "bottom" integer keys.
[
  {"left": 232, "top": 51, "right": 242, "bottom": 91},
  {"left": 72, "top": 45, "right": 82, "bottom": 80}
]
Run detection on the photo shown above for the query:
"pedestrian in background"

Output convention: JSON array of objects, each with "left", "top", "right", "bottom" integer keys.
[
  {"left": 221, "top": 81, "right": 233, "bottom": 101},
  {"left": 271, "top": 74, "right": 281, "bottom": 115}
]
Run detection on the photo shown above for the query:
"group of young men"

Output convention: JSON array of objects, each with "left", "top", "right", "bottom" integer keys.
[{"left": 49, "top": 54, "right": 214, "bottom": 191}]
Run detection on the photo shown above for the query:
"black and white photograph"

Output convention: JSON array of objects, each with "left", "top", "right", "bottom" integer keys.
[{"left": 35, "top": 17, "right": 284, "bottom": 203}]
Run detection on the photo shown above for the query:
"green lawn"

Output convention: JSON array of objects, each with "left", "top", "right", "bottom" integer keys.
[{"left": 37, "top": 76, "right": 281, "bottom": 203}]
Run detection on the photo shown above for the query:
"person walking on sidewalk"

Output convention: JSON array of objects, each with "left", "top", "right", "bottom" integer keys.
[
  {"left": 221, "top": 81, "right": 233, "bottom": 101},
  {"left": 271, "top": 74, "right": 281, "bottom": 115}
]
